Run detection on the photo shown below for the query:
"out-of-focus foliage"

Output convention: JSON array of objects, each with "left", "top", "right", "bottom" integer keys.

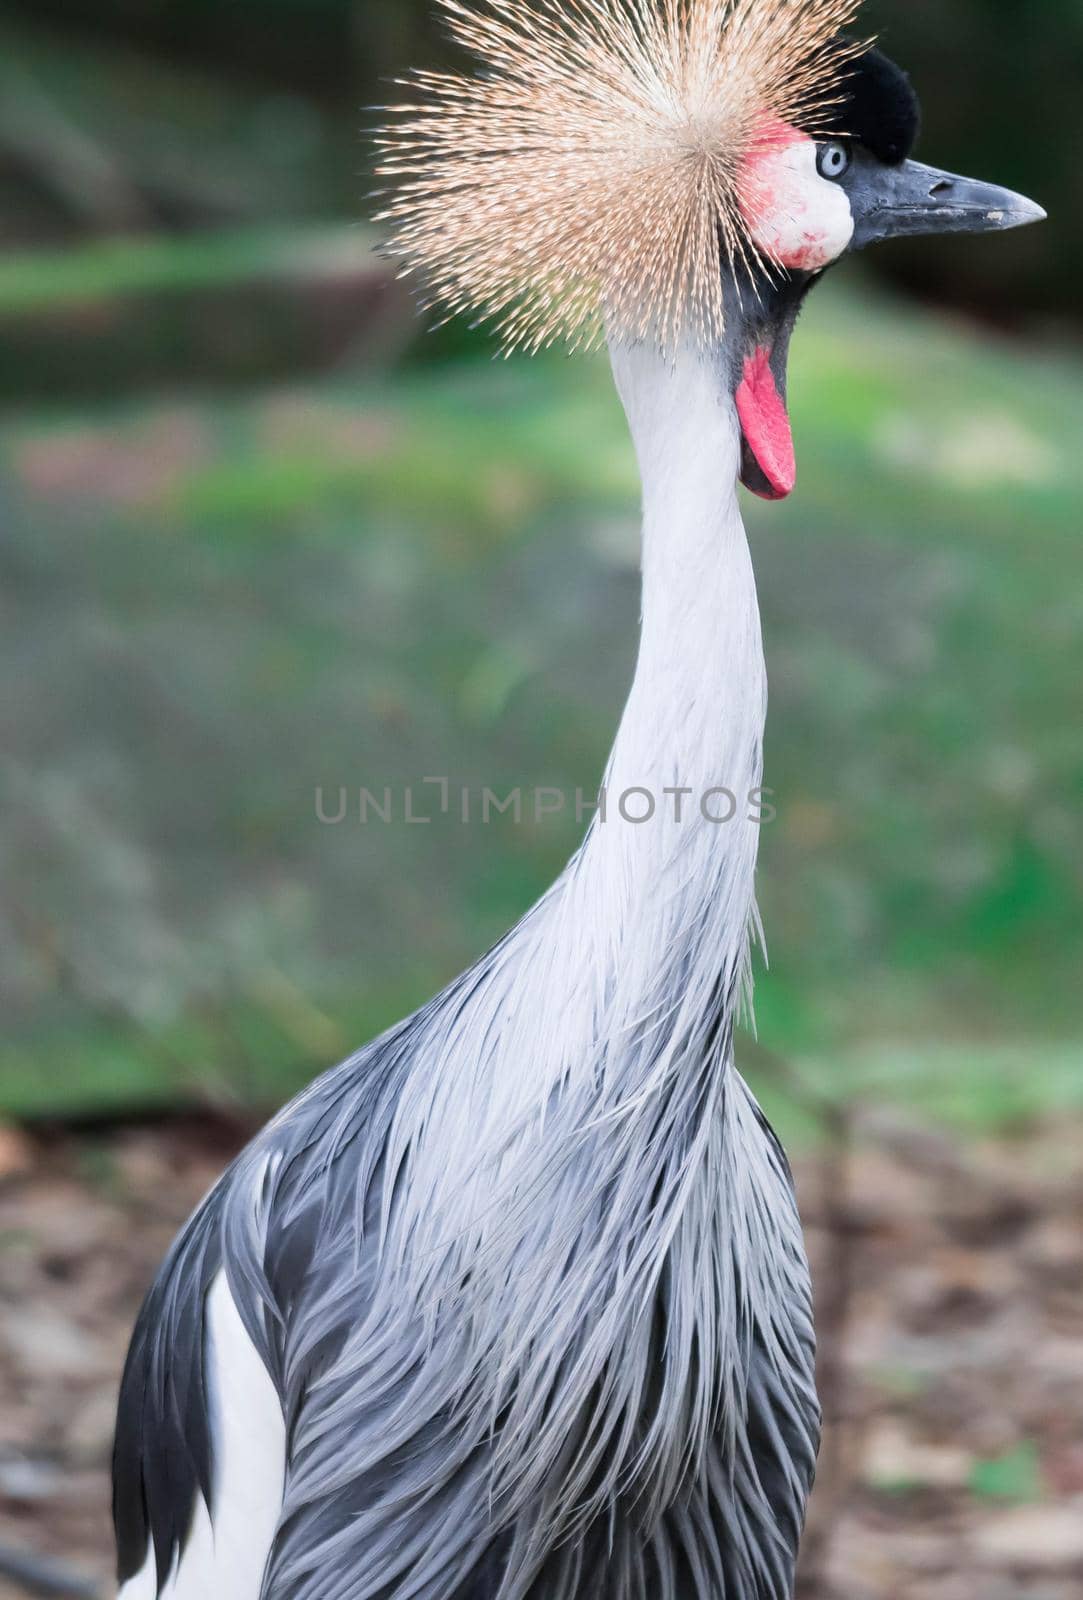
[
  {"left": 2, "top": 271, "right": 1081, "bottom": 1127},
  {"left": 865, "top": 0, "right": 1081, "bottom": 320},
  {"left": 0, "top": 2, "right": 1077, "bottom": 1128}
]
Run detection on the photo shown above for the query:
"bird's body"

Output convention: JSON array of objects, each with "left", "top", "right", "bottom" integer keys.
[
  {"left": 113, "top": 5, "right": 1043, "bottom": 1596},
  {"left": 115, "top": 342, "right": 817, "bottom": 1600}
]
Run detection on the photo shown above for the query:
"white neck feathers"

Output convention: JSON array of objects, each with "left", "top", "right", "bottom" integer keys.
[
  {"left": 390, "top": 338, "right": 768, "bottom": 1219},
  {"left": 565, "top": 339, "right": 767, "bottom": 1046}
]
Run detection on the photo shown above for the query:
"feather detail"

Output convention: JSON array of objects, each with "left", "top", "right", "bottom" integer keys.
[{"left": 374, "top": 0, "right": 867, "bottom": 351}]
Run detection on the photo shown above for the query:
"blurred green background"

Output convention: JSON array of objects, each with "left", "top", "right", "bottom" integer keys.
[{"left": 0, "top": 0, "right": 1080, "bottom": 1135}]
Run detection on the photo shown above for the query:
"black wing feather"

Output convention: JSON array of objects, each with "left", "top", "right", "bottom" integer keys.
[{"left": 112, "top": 1186, "right": 224, "bottom": 1588}]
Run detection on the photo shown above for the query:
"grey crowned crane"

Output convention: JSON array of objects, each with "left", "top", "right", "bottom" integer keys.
[{"left": 112, "top": 4, "right": 1044, "bottom": 1598}]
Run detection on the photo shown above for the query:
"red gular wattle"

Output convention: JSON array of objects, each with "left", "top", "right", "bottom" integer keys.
[{"left": 735, "top": 346, "right": 796, "bottom": 501}]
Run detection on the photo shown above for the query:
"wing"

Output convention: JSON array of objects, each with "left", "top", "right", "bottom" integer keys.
[
  {"left": 112, "top": 1015, "right": 419, "bottom": 1599},
  {"left": 113, "top": 1173, "right": 287, "bottom": 1599},
  {"left": 113, "top": 1190, "right": 223, "bottom": 1589}
]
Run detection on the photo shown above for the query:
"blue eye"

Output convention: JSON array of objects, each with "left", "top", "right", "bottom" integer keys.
[{"left": 817, "top": 141, "right": 851, "bottom": 181}]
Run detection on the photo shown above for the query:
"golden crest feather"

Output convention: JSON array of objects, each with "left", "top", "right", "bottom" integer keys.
[{"left": 375, "top": 0, "right": 866, "bottom": 352}]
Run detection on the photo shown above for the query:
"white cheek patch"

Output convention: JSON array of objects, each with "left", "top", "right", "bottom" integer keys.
[{"left": 739, "top": 134, "right": 854, "bottom": 271}]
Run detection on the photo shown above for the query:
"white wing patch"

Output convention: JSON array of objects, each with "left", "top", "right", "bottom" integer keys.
[{"left": 118, "top": 1270, "right": 285, "bottom": 1600}]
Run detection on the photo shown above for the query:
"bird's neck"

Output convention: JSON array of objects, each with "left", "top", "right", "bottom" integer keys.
[
  {"left": 378, "top": 341, "right": 800, "bottom": 1546},
  {"left": 609, "top": 336, "right": 764, "bottom": 799},
  {"left": 558, "top": 339, "right": 767, "bottom": 1055},
  {"left": 394, "top": 340, "right": 769, "bottom": 1218}
]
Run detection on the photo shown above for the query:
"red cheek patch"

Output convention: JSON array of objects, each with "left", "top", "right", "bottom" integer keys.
[
  {"left": 738, "top": 115, "right": 853, "bottom": 271},
  {"left": 735, "top": 347, "right": 795, "bottom": 500},
  {"left": 743, "top": 114, "right": 811, "bottom": 159}
]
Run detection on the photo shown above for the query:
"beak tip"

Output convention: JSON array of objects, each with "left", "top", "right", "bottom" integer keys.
[{"left": 1001, "top": 194, "right": 1047, "bottom": 230}]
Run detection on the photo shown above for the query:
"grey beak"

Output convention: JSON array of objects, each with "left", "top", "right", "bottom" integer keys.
[{"left": 851, "top": 158, "right": 1047, "bottom": 250}]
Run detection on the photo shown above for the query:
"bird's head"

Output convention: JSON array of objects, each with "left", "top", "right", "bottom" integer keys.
[
  {"left": 727, "top": 47, "right": 1045, "bottom": 498},
  {"left": 376, "top": 1, "right": 1045, "bottom": 501}
]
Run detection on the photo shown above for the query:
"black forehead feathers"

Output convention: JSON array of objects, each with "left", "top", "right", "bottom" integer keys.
[{"left": 819, "top": 45, "right": 921, "bottom": 166}]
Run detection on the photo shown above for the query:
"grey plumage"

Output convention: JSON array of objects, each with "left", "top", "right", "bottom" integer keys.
[
  {"left": 113, "top": 1192, "right": 221, "bottom": 1585},
  {"left": 115, "top": 950, "right": 818, "bottom": 1600}
]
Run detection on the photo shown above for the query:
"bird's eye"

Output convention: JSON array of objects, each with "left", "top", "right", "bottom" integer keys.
[{"left": 816, "top": 141, "right": 851, "bottom": 181}]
